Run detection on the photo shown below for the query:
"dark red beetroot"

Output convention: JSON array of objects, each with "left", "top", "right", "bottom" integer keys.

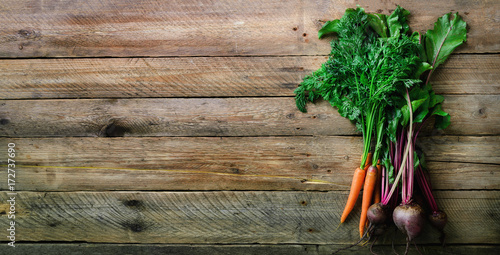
[
  {"left": 429, "top": 210, "right": 448, "bottom": 245},
  {"left": 367, "top": 203, "right": 389, "bottom": 225},
  {"left": 429, "top": 210, "right": 447, "bottom": 231},
  {"left": 392, "top": 203, "right": 425, "bottom": 241}
]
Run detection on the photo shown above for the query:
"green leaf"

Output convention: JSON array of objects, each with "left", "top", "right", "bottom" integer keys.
[
  {"left": 429, "top": 92, "right": 445, "bottom": 108},
  {"left": 413, "top": 108, "right": 429, "bottom": 123},
  {"left": 318, "top": 19, "right": 340, "bottom": 39},
  {"left": 401, "top": 97, "right": 428, "bottom": 127},
  {"left": 431, "top": 104, "right": 451, "bottom": 129},
  {"left": 419, "top": 153, "right": 428, "bottom": 169},
  {"left": 367, "top": 13, "right": 388, "bottom": 38},
  {"left": 431, "top": 104, "right": 448, "bottom": 117},
  {"left": 425, "top": 12, "right": 467, "bottom": 70},
  {"left": 387, "top": 6, "right": 410, "bottom": 38},
  {"left": 294, "top": 87, "right": 308, "bottom": 113},
  {"left": 415, "top": 62, "right": 432, "bottom": 79},
  {"left": 413, "top": 151, "right": 420, "bottom": 169},
  {"left": 435, "top": 113, "right": 451, "bottom": 129},
  {"left": 387, "top": 108, "right": 402, "bottom": 142}
]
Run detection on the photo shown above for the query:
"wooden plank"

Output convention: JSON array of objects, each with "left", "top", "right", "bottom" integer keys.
[
  {"left": 431, "top": 54, "right": 500, "bottom": 95},
  {"left": 0, "top": 55, "right": 497, "bottom": 99},
  {"left": 0, "top": 56, "right": 322, "bottom": 99},
  {"left": 417, "top": 136, "right": 500, "bottom": 164},
  {"left": 0, "top": 191, "right": 498, "bottom": 244},
  {"left": 0, "top": 0, "right": 496, "bottom": 58},
  {"left": 0, "top": 95, "right": 498, "bottom": 137},
  {"left": 0, "top": 97, "right": 353, "bottom": 137},
  {"left": 0, "top": 137, "right": 498, "bottom": 191},
  {"left": 0, "top": 97, "right": 494, "bottom": 138},
  {"left": 3, "top": 160, "right": 498, "bottom": 192},
  {"left": 7, "top": 243, "right": 500, "bottom": 255}
]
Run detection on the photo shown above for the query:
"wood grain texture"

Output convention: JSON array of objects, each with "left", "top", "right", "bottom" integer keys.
[
  {"left": 0, "top": 0, "right": 496, "bottom": 58},
  {"left": 7, "top": 244, "right": 500, "bottom": 255},
  {"left": 417, "top": 136, "right": 500, "bottom": 164},
  {"left": 0, "top": 191, "right": 498, "bottom": 244},
  {"left": 0, "top": 54, "right": 498, "bottom": 99},
  {"left": 0, "top": 0, "right": 497, "bottom": 252},
  {"left": 0, "top": 56, "right": 322, "bottom": 99},
  {"left": 1, "top": 95, "right": 498, "bottom": 137},
  {"left": 0, "top": 137, "right": 498, "bottom": 191},
  {"left": 4, "top": 160, "right": 498, "bottom": 192}
]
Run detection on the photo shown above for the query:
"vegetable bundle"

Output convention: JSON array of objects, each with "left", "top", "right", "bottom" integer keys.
[{"left": 294, "top": 6, "right": 467, "bottom": 252}]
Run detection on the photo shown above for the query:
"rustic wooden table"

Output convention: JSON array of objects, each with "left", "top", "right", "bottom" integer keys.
[{"left": 0, "top": 0, "right": 499, "bottom": 254}]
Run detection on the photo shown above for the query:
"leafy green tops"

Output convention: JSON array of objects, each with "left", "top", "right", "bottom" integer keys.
[
  {"left": 294, "top": 6, "right": 467, "bottom": 171},
  {"left": 295, "top": 6, "right": 422, "bottom": 168}
]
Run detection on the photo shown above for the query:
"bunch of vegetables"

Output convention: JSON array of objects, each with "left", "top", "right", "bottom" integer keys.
[{"left": 294, "top": 6, "right": 466, "bottom": 253}]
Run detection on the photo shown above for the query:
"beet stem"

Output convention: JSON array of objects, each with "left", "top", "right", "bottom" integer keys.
[
  {"left": 408, "top": 135, "right": 414, "bottom": 203},
  {"left": 413, "top": 116, "right": 429, "bottom": 144},
  {"left": 384, "top": 125, "right": 412, "bottom": 205},
  {"left": 381, "top": 165, "right": 386, "bottom": 202},
  {"left": 416, "top": 165, "right": 438, "bottom": 211},
  {"left": 390, "top": 141, "right": 395, "bottom": 166}
]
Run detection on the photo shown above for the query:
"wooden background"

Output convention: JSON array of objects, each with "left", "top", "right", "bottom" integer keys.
[{"left": 0, "top": 0, "right": 499, "bottom": 254}]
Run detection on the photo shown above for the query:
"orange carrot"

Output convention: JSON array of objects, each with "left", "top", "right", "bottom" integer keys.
[
  {"left": 340, "top": 153, "right": 372, "bottom": 223},
  {"left": 359, "top": 165, "right": 378, "bottom": 237},
  {"left": 363, "top": 153, "right": 373, "bottom": 171},
  {"left": 340, "top": 167, "right": 366, "bottom": 223},
  {"left": 374, "top": 163, "right": 382, "bottom": 204}
]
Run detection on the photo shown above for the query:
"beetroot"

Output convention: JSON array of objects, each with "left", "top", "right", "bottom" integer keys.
[
  {"left": 392, "top": 203, "right": 425, "bottom": 241},
  {"left": 367, "top": 203, "right": 389, "bottom": 225},
  {"left": 429, "top": 210, "right": 448, "bottom": 245},
  {"left": 429, "top": 210, "right": 447, "bottom": 231}
]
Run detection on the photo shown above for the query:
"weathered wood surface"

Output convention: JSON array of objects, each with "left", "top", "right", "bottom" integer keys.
[
  {"left": 0, "top": 0, "right": 498, "bottom": 252},
  {"left": 0, "top": 54, "right": 498, "bottom": 99},
  {"left": 0, "top": 191, "right": 498, "bottom": 244},
  {"left": 5, "top": 244, "right": 500, "bottom": 255},
  {"left": 1, "top": 95, "right": 498, "bottom": 137},
  {"left": 0, "top": 0, "right": 496, "bottom": 58},
  {"left": 0, "top": 137, "right": 498, "bottom": 191}
]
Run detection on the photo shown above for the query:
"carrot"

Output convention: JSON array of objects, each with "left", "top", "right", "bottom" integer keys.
[
  {"left": 374, "top": 163, "right": 382, "bottom": 204},
  {"left": 340, "top": 153, "right": 372, "bottom": 223},
  {"left": 340, "top": 167, "right": 366, "bottom": 223},
  {"left": 359, "top": 165, "right": 378, "bottom": 237},
  {"left": 363, "top": 153, "right": 373, "bottom": 171}
]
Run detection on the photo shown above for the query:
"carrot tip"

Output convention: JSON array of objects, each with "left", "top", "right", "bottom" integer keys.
[{"left": 335, "top": 222, "right": 342, "bottom": 232}]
